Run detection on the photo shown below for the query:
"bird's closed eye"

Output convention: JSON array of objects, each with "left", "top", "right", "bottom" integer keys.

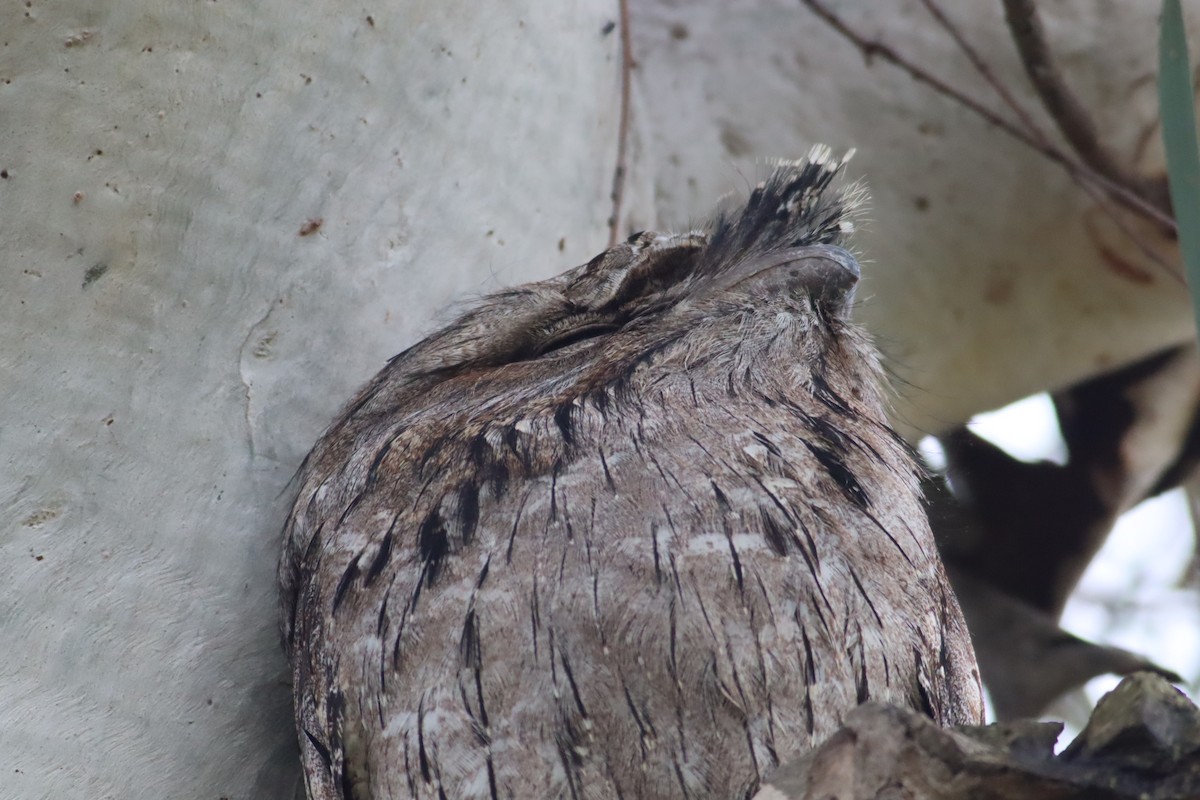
[{"left": 536, "top": 319, "right": 621, "bottom": 356}]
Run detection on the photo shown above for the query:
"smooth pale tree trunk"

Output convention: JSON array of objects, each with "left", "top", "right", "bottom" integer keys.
[
  {"left": 1, "top": 1, "right": 1194, "bottom": 798},
  {"left": 0, "top": 3, "right": 619, "bottom": 797}
]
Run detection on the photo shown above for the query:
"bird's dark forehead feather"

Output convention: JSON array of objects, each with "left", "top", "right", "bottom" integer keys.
[
  {"left": 582, "top": 150, "right": 861, "bottom": 299},
  {"left": 704, "top": 151, "right": 859, "bottom": 269}
]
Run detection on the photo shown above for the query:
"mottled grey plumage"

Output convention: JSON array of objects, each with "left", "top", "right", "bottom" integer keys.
[{"left": 280, "top": 149, "right": 984, "bottom": 800}]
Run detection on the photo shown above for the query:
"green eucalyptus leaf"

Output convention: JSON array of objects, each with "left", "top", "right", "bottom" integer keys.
[{"left": 1160, "top": 0, "right": 1200, "bottom": 332}]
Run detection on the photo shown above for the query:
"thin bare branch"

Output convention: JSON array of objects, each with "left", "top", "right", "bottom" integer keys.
[
  {"left": 1075, "top": 176, "right": 1184, "bottom": 281},
  {"left": 918, "top": 0, "right": 1048, "bottom": 141},
  {"left": 799, "top": 0, "right": 1177, "bottom": 235},
  {"left": 608, "top": 0, "right": 633, "bottom": 247},
  {"left": 916, "top": 0, "right": 1179, "bottom": 262},
  {"left": 801, "top": 0, "right": 1042, "bottom": 149},
  {"left": 1002, "top": 0, "right": 1172, "bottom": 215}
]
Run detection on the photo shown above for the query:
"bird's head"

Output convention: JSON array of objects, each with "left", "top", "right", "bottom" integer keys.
[{"left": 400, "top": 148, "right": 869, "bottom": 402}]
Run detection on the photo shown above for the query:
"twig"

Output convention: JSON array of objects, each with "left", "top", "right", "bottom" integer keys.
[
  {"left": 918, "top": 0, "right": 1047, "bottom": 140},
  {"left": 1002, "top": 0, "right": 1172, "bottom": 215},
  {"left": 918, "top": 0, "right": 1179, "bottom": 278},
  {"left": 608, "top": 0, "right": 633, "bottom": 247},
  {"left": 799, "top": 0, "right": 1177, "bottom": 233},
  {"left": 800, "top": 0, "right": 1040, "bottom": 149},
  {"left": 1073, "top": 167, "right": 1184, "bottom": 282}
]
